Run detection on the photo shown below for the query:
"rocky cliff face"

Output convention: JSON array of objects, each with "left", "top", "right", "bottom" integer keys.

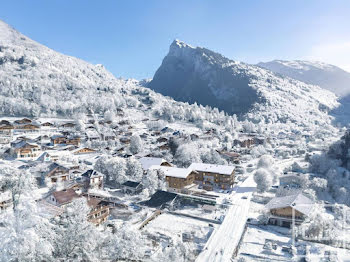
[{"left": 149, "top": 40, "right": 338, "bottom": 127}]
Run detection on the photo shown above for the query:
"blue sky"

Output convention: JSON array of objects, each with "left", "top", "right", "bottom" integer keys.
[{"left": 1, "top": 1, "right": 350, "bottom": 79}]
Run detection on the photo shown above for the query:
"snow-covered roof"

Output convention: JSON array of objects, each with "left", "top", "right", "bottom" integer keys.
[
  {"left": 11, "top": 140, "right": 39, "bottom": 149},
  {"left": 189, "top": 163, "right": 235, "bottom": 175},
  {"left": 86, "top": 131, "right": 100, "bottom": 138},
  {"left": 139, "top": 157, "right": 169, "bottom": 170},
  {"left": 0, "top": 191, "right": 11, "bottom": 202},
  {"left": 149, "top": 166, "right": 194, "bottom": 179},
  {"left": 37, "top": 200, "right": 64, "bottom": 219},
  {"left": 265, "top": 193, "right": 314, "bottom": 216}
]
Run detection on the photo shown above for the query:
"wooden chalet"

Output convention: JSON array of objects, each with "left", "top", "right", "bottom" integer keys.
[
  {"left": 119, "top": 137, "right": 130, "bottom": 144},
  {"left": 60, "top": 122, "right": 76, "bottom": 128},
  {"left": 81, "top": 169, "right": 103, "bottom": 190},
  {"left": 46, "top": 190, "right": 111, "bottom": 226},
  {"left": 234, "top": 135, "right": 256, "bottom": 148},
  {"left": 86, "top": 197, "right": 110, "bottom": 226},
  {"left": 157, "top": 137, "right": 168, "bottom": 143},
  {"left": 73, "top": 147, "right": 96, "bottom": 155},
  {"left": 189, "top": 163, "right": 235, "bottom": 191},
  {"left": 14, "top": 118, "right": 32, "bottom": 125},
  {"left": 10, "top": 140, "right": 41, "bottom": 159},
  {"left": 51, "top": 135, "right": 81, "bottom": 146},
  {"left": 265, "top": 193, "right": 314, "bottom": 227},
  {"left": 44, "top": 162, "right": 70, "bottom": 184},
  {"left": 47, "top": 188, "right": 79, "bottom": 206},
  {"left": 41, "top": 121, "right": 54, "bottom": 127},
  {"left": 158, "top": 143, "right": 170, "bottom": 151},
  {"left": 122, "top": 181, "right": 142, "bottom": 194},
  {"left": 150, "top": 166, "right": 197, "bottom": 193},
  {"left": 14, "top": 123, "right": 40, "bottom": 132},
  {"left": 0, "top": 122, "right": 14, "bottom": 133},
  {"left": 217, "top": 151, "right": 240, "bottom": 164}
]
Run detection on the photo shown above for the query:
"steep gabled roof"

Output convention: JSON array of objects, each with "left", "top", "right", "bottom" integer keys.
[
  {"left": 52, "top": 189, "right": 79, "bottom": 206},
  {"left": 122, "top": 180, "right": 141, "bottom": 188},
  {"left": 265, "top": 193, "right": 314, "bottom": 216},
  {"left": 82, "top": 169, "right": 102, "bottom": 178},
  {"left": 46, "top": 162, "right": 69, "bottom": 175},
  {"left": 139, "top": 157, "right": 170, "bottom": 170}
]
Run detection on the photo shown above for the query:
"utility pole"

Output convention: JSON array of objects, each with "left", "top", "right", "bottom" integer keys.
[{"left": 292, "top": 204, "right": 295, "bottom": 247}]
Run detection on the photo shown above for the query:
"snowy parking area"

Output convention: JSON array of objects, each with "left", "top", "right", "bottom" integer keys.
[{"left": 144, "top": 212, "right": 215, "bottom": 240}]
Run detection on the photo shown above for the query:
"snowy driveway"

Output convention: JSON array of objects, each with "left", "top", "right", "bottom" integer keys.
[{"left": 196, "top": 175, "right": 256, "bottom": 262}]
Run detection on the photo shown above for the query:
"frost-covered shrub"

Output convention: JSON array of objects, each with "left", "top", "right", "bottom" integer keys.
[
  {"left": 257, "top": 155, "right": 274, "bottom": 169},
  {"left": 251, "top": 145, "right": 267, "bottom": 158},
  {"left": 254, "top": 168, "right": 273, "bottom": 193}
]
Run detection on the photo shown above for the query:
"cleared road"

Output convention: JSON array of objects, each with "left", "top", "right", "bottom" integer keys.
[{"left": 196, "top": 175, "right": 256, "bottom": 262}]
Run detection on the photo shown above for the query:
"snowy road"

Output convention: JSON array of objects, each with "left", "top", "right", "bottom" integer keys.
[{"left": 196, "top": 175, "right": 256, "bottom": 262}]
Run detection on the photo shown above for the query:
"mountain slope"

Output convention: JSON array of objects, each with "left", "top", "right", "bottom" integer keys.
[
  {"left": 0, "top": 20, "right": 126, "bottom": 116},
  {"left": 258, "top": 60, "right": 350, "bottom": 97},
  {"left": 148, "top": 40, "right": 338, "bottom": 128},
  {"left": 0, "top": 19, "right": 239, "bottom": 133}
]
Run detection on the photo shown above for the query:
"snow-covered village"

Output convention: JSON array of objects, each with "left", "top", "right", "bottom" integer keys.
[{"left": 1, "top": 2, "right": 350, "bottom": 262}]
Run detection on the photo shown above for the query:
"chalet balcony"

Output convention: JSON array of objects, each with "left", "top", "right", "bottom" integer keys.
[{"left": 88, "top": 210, "right": 109, "bottom": 225}]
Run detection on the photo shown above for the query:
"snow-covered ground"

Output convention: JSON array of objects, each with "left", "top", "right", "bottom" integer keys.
[
  {"left": 237, "top": 224, "right": 350, "bottom": 262},
  {"left": 196, "top": 175, "right": 256, "bottom": 261}
]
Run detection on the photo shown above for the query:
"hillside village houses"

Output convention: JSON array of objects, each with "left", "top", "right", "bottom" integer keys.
[
  {"left": 0, "top": 116, "right": 265, "bottom": 231},
  {"left": 46, "top": 188, "right": 110, "bottom": 226}
]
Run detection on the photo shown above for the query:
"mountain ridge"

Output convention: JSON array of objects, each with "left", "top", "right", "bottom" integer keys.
[
  {"left": 148, "top": 40, "right": 338, "bottom": 128},
  {"left": 258, "top": 59, "right": 350, "bottom": 97}
]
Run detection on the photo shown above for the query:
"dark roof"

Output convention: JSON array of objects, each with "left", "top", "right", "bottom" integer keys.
[
  {"left": 47, "top": 162, "right": 69, "bottom": 174},
  {"left": 122, "top": 181, "right": 140, "bottom": 188},
  {"left": 141, "top": 190, "right": 177, "bottom": 208},
  {"left": 52, "top": 189, "right": 79, "bottom": 205},
  {"left": 82, "top": 169, "right": 101, "bottom": 178},
  {"left": 0, "top": 120, "right": 11, "bottom": 125},
  {"left": 85, "top": 197, "right": 110, "bottom": 208}
]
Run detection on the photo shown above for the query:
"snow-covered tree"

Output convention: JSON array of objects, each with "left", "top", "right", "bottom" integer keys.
[
  {"left": 250, "top": 145, "right": 267, "bottom": 158},
  {"left": 103, "top": 110, "right": 115, "bottom": 122},
  {"left": 200, "top": 148, "right": 227, "bottom": 165},
  {"left": 257, "top": 155, "right": 274, "bottom": 169},
  {"left": 0, "top": 192, "right": 54, "bottom": 261},
  {"left": 175, "top": 143, "right": 201, "bottom": 167},
  {"left": 130, "top": 134, "right": 143, "bottom": 155},
  {"left": 253, "top": 168, "right": 273, "bottom": 193},
  {"left": 168, "top": 137, "right": 181, "bottom": 156},
  {"left": 95, "top": 156, "right": 127, "bottom": 185},
  {"left": 105, "top": 223, "right": 146, "bottom": 261},
  {"left": 297, "top": 205, "right": 338, "bottom": 243},
  {"left": 52, "top": 198, "right": 106, "bottom": 261},
  {"left": 125, "top": 157, "right": 143, "bottom": 182},
  {"left": 142, "top": 169, "right": 166, "bottom": 195},
  {"left": 0, "top": 167, "right": 37, "bottom": 210}
]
